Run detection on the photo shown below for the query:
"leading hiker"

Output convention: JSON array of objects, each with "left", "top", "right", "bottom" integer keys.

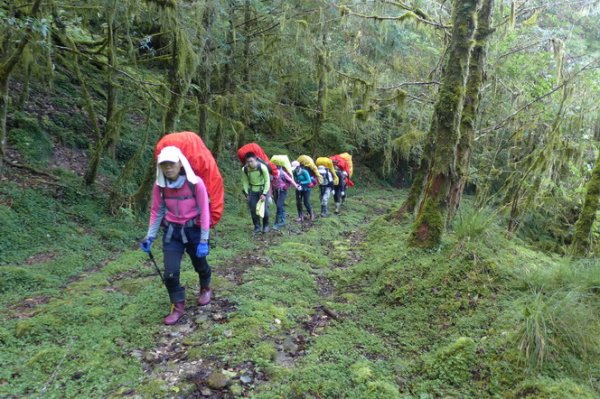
[
  {"left": 140, "top": 146, "right": 213, "bottom": 325},
  {"left": 242, "top": 152, "right": 271, "bottom": 233}
]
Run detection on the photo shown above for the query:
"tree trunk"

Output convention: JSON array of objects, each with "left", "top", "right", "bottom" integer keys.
[
  {"left": 0, "top": 0, "right": 43, "bottom": 173},
  {"left": 411, "top": 0, "right": 479, "bottom": 248},
  {"left": 84, "top": 0, "right": 120, "bottom": 186},
  {"left": 0, "top": 74, "right": 9, "bottom": 171},
  {"left": 132, "top": 25, "right": 198, "bottom": 211},
  {"left": 572, "top": 152, "right": 600, "bottom": 254},
  {"left": 447, "top": 0, "right": 495, "bottom": 222},
  {"left": 212, "top": 4, "right": 234, "bottom": 159},
  {"left": 311, "top": 24, "right": 327, "bottom": 155}
]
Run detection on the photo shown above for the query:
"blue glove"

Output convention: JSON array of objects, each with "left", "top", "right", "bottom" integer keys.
[
  {"left": 140, "top": 237, "right": 154, "bottom": 253},
  {"left": 196, "top": 241, "right": 210, "bottom": 258}
]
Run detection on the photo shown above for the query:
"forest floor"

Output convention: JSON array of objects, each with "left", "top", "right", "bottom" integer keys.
[{"left": 1, "top": 179, "right": 598, "bottom": 399}]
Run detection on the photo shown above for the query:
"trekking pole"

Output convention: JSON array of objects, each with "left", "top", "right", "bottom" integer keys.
[{"left": 147, "top": 251, "right": 165, "bottom": 284}]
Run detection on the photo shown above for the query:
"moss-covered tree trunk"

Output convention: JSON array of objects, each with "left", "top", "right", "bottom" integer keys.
[
  {"left": 311, "top": 20, "right": 327, "bottom": 154},
  {"left": 447, "top": 0, "right": 494, "bottom": 222},
  {"left": 196, "top": 4, "right": 215, "bottom": 139},
  {"left": 133, "top": 20, "right": 198, "bottom": 211},
  {"left": 84, "top": 0, "right": 120, "bottom": 186},
  {"left": 572, "top": 151, "right": 600, "bottom": 254},
  {"left": 0, "top": 0, "right": 43, "bottom": 174},
  {"left": 212, "top": 4, "right": 234, "bottom": 159},
  {"left": 411, "top": 0, "right": 479, "bottom": 248},
  {"left": 390, "top": 137, "right": 432, "bottom": 220}
]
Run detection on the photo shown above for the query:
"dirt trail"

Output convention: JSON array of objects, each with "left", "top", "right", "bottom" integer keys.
[{"left": 134, "top": 202, "right": 385, "bottom": 398}]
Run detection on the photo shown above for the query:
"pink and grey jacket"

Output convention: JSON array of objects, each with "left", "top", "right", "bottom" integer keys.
[
  {"left": 146, "top": 177, "right": 210, "bottom": 241},
  {"left": 272, "top": 169, "right": 296, "bottom": 191}
]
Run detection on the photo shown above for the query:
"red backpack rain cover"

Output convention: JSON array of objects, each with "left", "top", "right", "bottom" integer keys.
[
  {"left": 155, "top": 131, "right": 225, "bottom": 227},
  {"left": 330, "top": 154, "right": 355, "bottom": 187},
  {"left": 237, "top": 143, "right": 279, "bottom": 177}
]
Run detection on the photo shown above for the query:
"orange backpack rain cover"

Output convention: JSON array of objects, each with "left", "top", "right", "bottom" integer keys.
[
  {"left": 156, "top": 131, "right": 225, "bottom": 227},
  {"left": 237, "top": 143, "right": 279, "bottom": 177},
  {"left": 330, "top": 154, "right": 355, "bottom": 187}
]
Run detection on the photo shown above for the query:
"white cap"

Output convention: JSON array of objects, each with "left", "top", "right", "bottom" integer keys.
[
  {"left": 156, "top": 146, "right": 201, "bottom": 187},
  {"left": 157, "top": 146, "right": 181, "bottom": 164},
  {"left": 317, "top": 165, "right": 326, "bottom": 172},
  {"left": 291, "top": 161, "right": 300, "bottom": 170}
]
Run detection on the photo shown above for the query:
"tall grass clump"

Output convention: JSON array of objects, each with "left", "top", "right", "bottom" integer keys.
[
  {"left": 515, "top": 288, "right": 599, "bottom": 371},
  {"left": 453, "top": 206, "right": 495, "bottom": 243}
]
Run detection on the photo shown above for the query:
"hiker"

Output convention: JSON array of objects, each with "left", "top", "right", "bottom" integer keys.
[
  {"left": 242, "top": 152, "right": 271, "bottom": 233},
  {"left": 333, "top": 163, "right": 347, "bottom": 214},
  {"left": 292, "top": 161, "right": 315, "bottom": 221},
  {"left": 272, "top": 165, "right": 299, "bottom": 229},
  {"left": 318, "top": 165, "right": 334, "bottom": 217},
  {"left": 140, "top": 146, "right": 212, "bottom": 325}
]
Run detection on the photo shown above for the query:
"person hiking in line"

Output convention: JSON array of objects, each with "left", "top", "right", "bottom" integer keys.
[
  {"left": 292, "top": 161, "right": 315, "bottom": 222},
  {"left": 272, "top": 165, "right": 300, "bottom": 230},
  {"left": 318, "top": 165, "right": 334, "bottom": 217},
  {"left": 333, "top": 162, "right": 347, "bottom": 215},
  {"left": 140, "top": 146, "right": 212, "bottom": 325},
  {"left": 242, "top": 152, "right": 271, "bottom": 233}
]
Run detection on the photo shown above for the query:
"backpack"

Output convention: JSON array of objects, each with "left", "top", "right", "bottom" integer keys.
[
  {"left": 272, "top": 166, "right": 293, "bottom": 190},
  {"left": 155, "top": 131, "right": 224, "bottom": 227},
  {"left": 242, "top": 159, "right": 271, "bottom": 181},
  {"left": 316, "top": 156, "right": 339, "bottom": 186},
  {"left": 331, "top": 154, "right": 355, "bottom": 187},
  {"left": 297, "top": 155, "right": 323, "bottom": 187},
  {"left": 237, "top": 143, "right": 279, "bottom": 177}
]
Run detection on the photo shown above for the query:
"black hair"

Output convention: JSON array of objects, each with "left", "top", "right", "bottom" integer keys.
[{"left": 245, "top": 152, "right": 257, "bottom": 161}]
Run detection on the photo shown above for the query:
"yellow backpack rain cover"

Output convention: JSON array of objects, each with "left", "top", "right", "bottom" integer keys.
[
  {"left": 297, "top": 155, "right": 323, "bottom": 184},
  {"left": 339, "top": 153, "right": 353, "bottom": 177},
  {"left": 270, "top": 155, "right": 293, "bottom": 177},
  {"left": 316, "top": 157, "right": 339, "bottom": 185}
]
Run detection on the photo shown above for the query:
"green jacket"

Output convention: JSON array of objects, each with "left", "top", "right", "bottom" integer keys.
[{"left": 242, "top": 163, "right": 270, "bottom": 195}]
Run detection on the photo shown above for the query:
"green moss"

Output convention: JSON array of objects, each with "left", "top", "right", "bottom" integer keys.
[
  {"left": 510, "top": 377, "right": 598, "bottom": 399},
  {"left": 424, "top": 337, "right": 477, "bottom": 386}
]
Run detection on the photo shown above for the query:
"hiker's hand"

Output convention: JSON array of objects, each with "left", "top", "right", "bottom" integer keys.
[
  {"left": 196, "top": 241, "right": 210, "bottom": 258},
  {"left": 140, "top": 237, "right": 154, "bottom": 253},
  {"left": 260, "top": 194, "right": 266, "bottom": 201}
]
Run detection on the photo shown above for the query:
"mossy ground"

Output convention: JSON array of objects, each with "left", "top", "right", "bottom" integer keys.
[{"left": 2, "top": 169, "right": 598, "bottom": 398}]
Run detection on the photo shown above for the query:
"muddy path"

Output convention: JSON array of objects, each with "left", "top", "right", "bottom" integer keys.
[{"left": 134, "top": 195, "right": 388, "bottom": 398}]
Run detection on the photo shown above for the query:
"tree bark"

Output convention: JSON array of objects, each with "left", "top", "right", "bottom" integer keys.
[
  {"left": 84, "top": 0, "right": 120, "bottom": 186},
  {"left": 0, "top": 0, "right": 44, "bottom": 173},
  {"left": 132, "top": 21, "right": 198, "bottom": 211},
  {"left": 411, "top": 0, "right": 479, "bottom": 248},
  {"left": 447, "top": 0, "right": 495, "bottom": 222},
  {"left": 212, "top": 3, "right": 234, "bottom": 159},
  {"left": 311, "top": 24, "right": 327, "bottom": 155},
  {"left": 572, "top": 152, "right": 600, "bottom": 254}
]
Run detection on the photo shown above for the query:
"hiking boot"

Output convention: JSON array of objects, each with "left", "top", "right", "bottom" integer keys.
[
  {"left": 253, "top": 225, "right": 261, "bottom": 233},
  {"left": 197, "top": 288, "right": 212, "bottom": 306},
  {"left": 310, "top": 212, "right": 316, "bottom": 221},
  {"left": 335, "top": 203, "right": 341, "bottom": 214},
  {"left": 263, "top": 225, "right": 270, "bottom": 233},
  {"left": 320, "top": 205, "right": 328, "bottom": 217},
  {"left": 164, "top": 301, "right": 185, "bottom": 325},
  {"left": 295, "top": 213, "right": 304, "bottom": 222}
]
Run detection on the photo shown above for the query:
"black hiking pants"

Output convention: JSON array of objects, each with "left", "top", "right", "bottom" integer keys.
[
  {"left": 247, "top": 192, "right": 269, "bottom": 228},
  {"left": 296, "top": 188, "right": 312, "bottom": 216},
  {"left": 273, "top": 188, "right": 288, "bottom": 223},
  {"left": 162, "top": 224, "right": 211, "bottom": 304}
]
